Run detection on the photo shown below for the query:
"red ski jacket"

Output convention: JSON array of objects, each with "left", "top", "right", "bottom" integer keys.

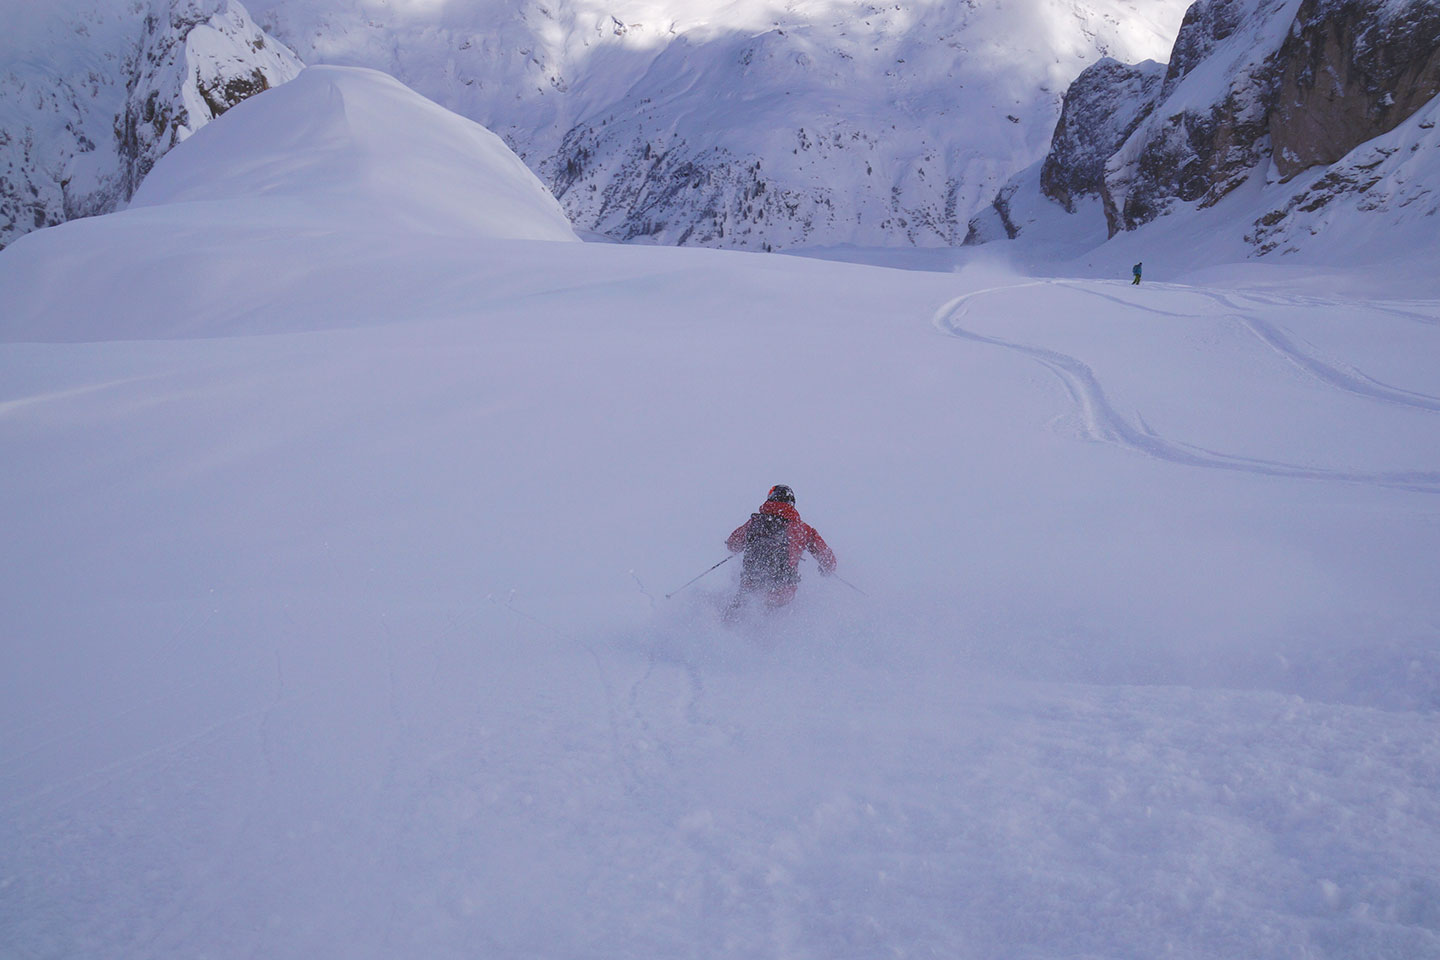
[{"left": 726, "top": 500, "right": 837, "bottom": 575}]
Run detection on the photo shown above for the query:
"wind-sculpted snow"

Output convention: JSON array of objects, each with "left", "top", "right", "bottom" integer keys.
[
  {"left": 131, "top": 65, "right": 579, "bottom": 243},
  {"left": 0, "top": 66, "right": 578, "bottom": 341}
]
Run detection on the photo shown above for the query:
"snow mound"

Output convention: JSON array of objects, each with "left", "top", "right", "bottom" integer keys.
[
  {"left": 0, "top": 65, "right": 578, "bottom": 342},
  {"left": 131, "top": 64, "right": 579, "bottom": 243}
]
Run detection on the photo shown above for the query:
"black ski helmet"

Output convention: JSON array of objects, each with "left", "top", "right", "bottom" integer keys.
[{"left": 766, "top": 484, "right": 796, "bottom": 504}]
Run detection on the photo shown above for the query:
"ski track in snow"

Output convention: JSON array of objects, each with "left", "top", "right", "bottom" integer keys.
[
  {"left": 487, "top": 591, "right": 711, "bottom": 827},
  {"left": 1220, "top": 289, "right": 1440, "bottom": 326},
  {"left": 613, "top": 630, "right": 730, "bottom": 823},
  {"left": 0, "top": 604, "right": 218, "bottom": 761},
  {"left": 933, "top": 281, "right": 1440, "bottom": 494},
  {"left": 1198, "top": 290, "right": 1440, "bottom": 412},
  {"left": 0, "top": 374, "right": 160, "bottom": 418},
  {"left": 1, "top": 702, "right": 269, "bottom": 815}
]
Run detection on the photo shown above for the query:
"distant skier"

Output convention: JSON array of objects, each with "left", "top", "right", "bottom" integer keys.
[
  {"left": 1132, "top": 261, "right": 1143, "bottom": 285},
  {"left": 723, "top": 484, "right": 836, "bottom": 618}
]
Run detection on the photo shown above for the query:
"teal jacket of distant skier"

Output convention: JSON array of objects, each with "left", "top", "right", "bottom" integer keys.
[{"left": 726, "top": 500, "right": 837, "bottom": 576}]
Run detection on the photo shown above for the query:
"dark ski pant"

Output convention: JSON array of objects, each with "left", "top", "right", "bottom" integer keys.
[{"left": 1132, "top": 274, "right": 1141, "bottom": 285}]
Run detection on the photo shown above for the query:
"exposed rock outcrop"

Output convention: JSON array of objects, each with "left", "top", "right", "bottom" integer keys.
[
  {"left": 1039, "top": 57, "right": 1166, "bottom": 212},
  {"left": 979, "top": 0, "right": 1440, "bottom": 251},
  {"left": 1269, "top": 0, "right": 1440, "bottom": 177},
  {"left": 1104, "top": 0, "right": 1440, "bottom": 235},
  {"left": 1101, "top": 0, "right": 1294, "bottom": 235},
  {"left": 1247, "top": 93, "right": 1440, "bottom": 255},
  {"left": 964, "top": 175, "right": 1024, "bottom": 243}
]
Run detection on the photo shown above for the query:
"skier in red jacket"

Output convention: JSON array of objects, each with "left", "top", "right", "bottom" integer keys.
[{"left": 724, "top": 484, "right": 837, "bottom": 617}]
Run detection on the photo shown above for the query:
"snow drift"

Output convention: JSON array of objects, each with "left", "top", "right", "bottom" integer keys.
[
  {"left": 129, "top": 64, "right": 579, "bottom": 243},
  {"left": 0, "top": 65, "right": 578, "bottom": 342}
]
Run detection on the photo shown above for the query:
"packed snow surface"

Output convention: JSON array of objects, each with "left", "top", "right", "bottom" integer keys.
[{"left": 3, "top": 65, "right": 1440, "bottom": 959}]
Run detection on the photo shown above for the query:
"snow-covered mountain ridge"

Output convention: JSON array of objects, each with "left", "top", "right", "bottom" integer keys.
[
  {"left": 7, "top": 0, "right": 1438, "bottom": 262},
  {"left": 4, "top": 0, "right": 1192, "bottom": 251},
  {"left": 0, "top": 0, "right": 301, "bottom": 250},
  {"left": 243, "top": 0, "right": 1191, "bottom": 250},
  {"left": 969, "top": 0, "right": 1440, "bottom": 264}
]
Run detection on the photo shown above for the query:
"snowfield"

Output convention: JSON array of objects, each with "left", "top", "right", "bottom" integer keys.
[{"left": 3, "top": 65, "right": 1440, "bottom": 959}]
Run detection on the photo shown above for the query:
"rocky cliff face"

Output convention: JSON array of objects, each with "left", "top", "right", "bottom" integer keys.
[
  {"left": 0, "top": 0, "right": 301, "bottom": 250},
  {"left": 1101, "top": 0, "right": 1296, "bottom": 234},
  {"left": 1248, "top": 90, "right": 1440, "bottom": 256},
  {"left": 973, "top": 0, "right": 1440, "bottom": 254},
  {"left": 1269, "top": 0, "right": 1440, "bottom": 177},
  {"left": 1104, "top": 0, "right": 1440, "bottom": 235},
  {"left": 1039, "top": 57, "right": 1166, "bottom": 213},
  {"left": 117, "top": 0, "right": 304, "bottom": 200}
]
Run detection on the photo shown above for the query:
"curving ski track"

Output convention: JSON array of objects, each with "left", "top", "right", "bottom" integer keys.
[
  {"left": 1192, "top": 290, "right": 1440, "bottom": 412},
  {"left": 933, "top": 283, "right": 1440, "bottom": 494}
]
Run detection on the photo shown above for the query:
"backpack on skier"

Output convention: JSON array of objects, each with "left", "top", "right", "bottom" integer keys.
[{"left": 741, "top": 511, "right": 797, "bottom": 586}]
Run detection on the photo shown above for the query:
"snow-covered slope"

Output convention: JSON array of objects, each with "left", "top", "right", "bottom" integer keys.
[
  {"left": 0, "top": 0, "right": 302, "bottom": 249},
  {"left": 242, "top": 0, "right": 1191, "bottom": 249},
  {"left": 3, "top": 46, "right": 1440, "bottom": 958}
]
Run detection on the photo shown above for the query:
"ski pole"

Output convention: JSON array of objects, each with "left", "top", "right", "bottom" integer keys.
[
  {"left": 665, "top": 555, "right": 733, "bottom": 599},
  {"left": 831, "top": 572, "right": 868, "bottom": 597}
]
